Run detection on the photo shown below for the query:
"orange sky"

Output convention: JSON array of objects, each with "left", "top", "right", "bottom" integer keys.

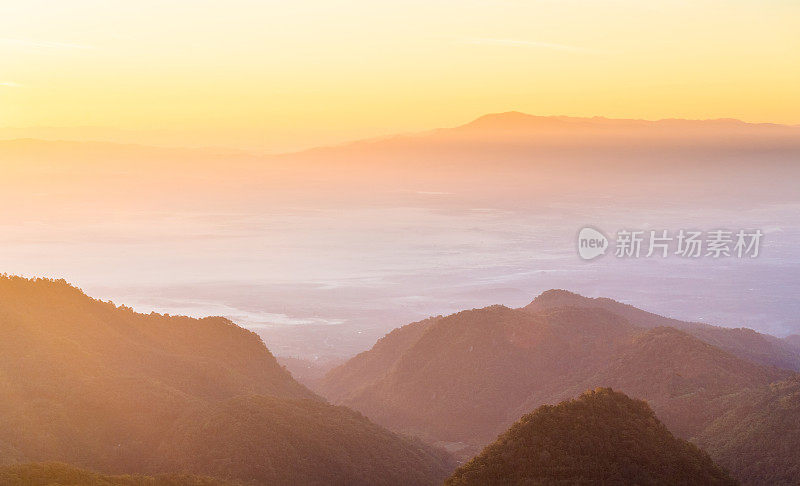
[{"left": 1, "top": 0, "right": 798, "bottom": 152}]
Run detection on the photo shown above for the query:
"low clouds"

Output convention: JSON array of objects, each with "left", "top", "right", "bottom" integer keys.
[{"left": 0, "top": 81, "right": 22, "bottom": 88}]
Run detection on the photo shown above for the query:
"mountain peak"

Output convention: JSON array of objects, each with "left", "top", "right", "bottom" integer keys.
[
  {"left": 458, "top": 112, "right": 580, "bottom": 132},
  {"left": 524, "top": 288, "right": 595, "bottom": 310},
  {"left": 0, "top": 275, "right": 456, "bottom": 485},
  {"left": 446, "top": 388, "right": 736, "bottom": 486}
]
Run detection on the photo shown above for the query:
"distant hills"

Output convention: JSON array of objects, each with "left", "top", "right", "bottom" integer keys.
[
  {"left": 3, "top": 112, "right": 798, "bottom": 154},
  {"left": 319, "top": 290, "right": 800, "bottom": 484},
  {"left": 4, "top": 111, "right": 798, "bottom": 235},
  {"left": 526, "top": 290, "right": 800, "bottom": 372},
  {"left": 446, "top": 388, "right": 737, "bottom": 486},
  {"left": 0, "top": 276, "right": 455, "bottom": 485},
  {"left": 297, "top": 111, "right": 800, "bottom": 162}
]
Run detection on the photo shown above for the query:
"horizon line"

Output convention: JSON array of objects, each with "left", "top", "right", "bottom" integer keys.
[{"left": 1, "top": 111, "right": 798, "bottom": 157}]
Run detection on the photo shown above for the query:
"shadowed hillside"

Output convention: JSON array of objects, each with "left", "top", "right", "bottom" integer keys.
[
  {"left": 320, "top": 316, "right": 442, "bottom": 401},
  {"left": 695, "top": 376, "right": 800, "bottom": 486},
  {"left": 321, "top": 305, "right": 640, "bottom": 448},
  {"left": 320, "top": 291, "right": 799, "bottom": 483},
  {"left": 0, "top": 275, "right": 455, "bottom": 485},
  {"left": 526, "top": 290, "right": 800, "bottom": 372},
  {"left": 156, "top": 395, "right": 453, "bottom": 486},
  {"left": 445, "top": 388, "right": 737, "bottom": 486},
  {"left": 514, "top": 326, "right": 790, "bottom": 439},
  {"left": 0, "top": 462, "right": 235, "bottom": 486}
]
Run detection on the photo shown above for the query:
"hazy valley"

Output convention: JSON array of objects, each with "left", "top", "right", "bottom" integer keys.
[
  {"left": 5, "top": 1, "right": 799, "bottom": 483},
  {"left": 2, "top": 114, "right": 799, "bottom": 485},
  {"left": 2, "top": 114, "right": 799, "bottom": 362}
]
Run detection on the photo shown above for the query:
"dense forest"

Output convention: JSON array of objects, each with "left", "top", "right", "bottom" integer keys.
[
  {"left": 320, "top": 290, "right": 800, "bottom": 483},
  {"left": 445, "top": 388, "right": 737, "bottom": 486},
  {"left": 696, "top": 376, "right": 800, "bottom": 485},
  {"left": 3, "top": 275, "right": 799, "bottom": 485},
  {"left": 0, "top": 463, "right": 234, "bottom": 486},
  {"left": 0, "top": 275, "right": 455, "bottom": 485}
]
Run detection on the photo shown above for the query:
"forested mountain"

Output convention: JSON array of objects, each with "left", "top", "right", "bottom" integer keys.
[
  {"left": 0, "top": 275, "right": 455, "bottom": 485},
  {"left": 320, "top": 291, "right": 800, "bottom": 483},
  {"left": 155, "top": 395, "right": 452, "bottom": 486},
  {"left": 507, "top": 326, "right": 790, "bottom": 439},
  {"left": 320, "top": 316, "right": 442, "bottom": 402},
  {"left": 0, "top": 462, "right": 234, "bottom": 486},
  {"left": 525, "top": 290, "right": 800, "bottom": 372},
  {"left": 322, "top": 305, "right": 641, "bottom": 449},
  {"left": 695, "top": 375, "right": 800, "bottom": 486},
  {"left": 445, "top": 388, "right": 737, "bottom": 486}
]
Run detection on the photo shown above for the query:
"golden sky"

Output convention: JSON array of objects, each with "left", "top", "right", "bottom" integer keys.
[{"left": 1, "top": 0, "right": 798, "bottom": 151}]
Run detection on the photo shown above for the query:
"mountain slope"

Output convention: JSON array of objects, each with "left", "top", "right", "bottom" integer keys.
[
  {"left": 320, "top": 316, "right": 442, "bottom": 403},
  {"left": 157, "top": 395, "right": 453, "bottom": 486},
  {"left": 0, "top": 275, "right": 455, "bottom": 485},
  {"left": 525, "top": 290, "right": 800, "bottom": 372},
  {"left": 322, "top": 301, "right": 787, "bottom": 448},
  {"left": 320, "top": 291, "right": 798, "bottom": 483},
  {"left": 323, "top": 305, "right": 639, "bottom": 449},
  {"left": 0, "top": 462, "right": 234, "bottom": 486},
  {"left": 518, "top": 327, "right": 791, "bottom": 439},
  {"left": 445, "top": 388, "right": 736, "bottom": 486},
  {"left": 695, "top": 376, "right": 800, "bottom": 486}
]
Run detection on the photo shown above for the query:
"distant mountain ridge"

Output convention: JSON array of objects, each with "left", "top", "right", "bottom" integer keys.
[
  {"left": 526, "top": 289, "right": 800, "bottom": 372},
  {"left": 446, "top": 388, "right": 737, "bottom": 486},
  {"left": 3, "top": 112, "right": 798, "bottom": 156},
  {"left": 319, "top": 289, "right": 800, "bottom": 484},
  {"left": 0, "top": 275, "right": 455, "bottom": 485},
  {"left": 448, "top": 112, "right": 797, "bottom": 142}
]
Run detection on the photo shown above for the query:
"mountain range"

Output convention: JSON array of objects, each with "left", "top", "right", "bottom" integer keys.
[
  {"left": 319, "top": 289, "right": 800, "bottom": 484},
  {"left": 3, "top": 112, "right": 799, "bottom": 154},
  {"left": 0, "top": 275, "right": 455, "bottom": 485},
  {"left": 526, "top": 290, "right": 800, "bottom": 372},
  {"left": 3, "top": 274, "right": 799, "bottom": 484}
]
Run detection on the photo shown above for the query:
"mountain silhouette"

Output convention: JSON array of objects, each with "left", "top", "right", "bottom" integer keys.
[
  {"left": 0, "top": 275, "right": 455, "bottom": 485},
  {"left": 526, "top": 290, "right": 800, "bottom": 371},
  {"left": 320, "top": 290, "right": 799, "bottom": 483},
  {"left": 445, "top": 388, "right": 736, "bottom": 486}
]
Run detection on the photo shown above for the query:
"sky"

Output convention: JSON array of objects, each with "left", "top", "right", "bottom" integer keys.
[{"left": 1, "top": 0, "right": 799, "bottom": 152}]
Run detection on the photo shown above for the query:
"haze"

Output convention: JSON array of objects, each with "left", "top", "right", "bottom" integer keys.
[
  {"left": 2, "top": 0, "right": 799, "bottom": 151},
  {"left": 1, "top": 115, "right": 798, "bottom": 358}
]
